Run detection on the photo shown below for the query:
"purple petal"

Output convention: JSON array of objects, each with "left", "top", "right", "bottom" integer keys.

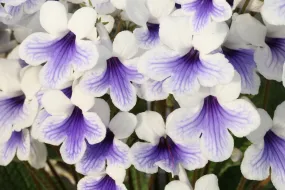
[
  {"left": 134, "top": 23, "right": 160, "bottom": 49},
  {"left": 23, "top": 0, "right": 45, "bottom": 14},
  {"left": 40, "top": 107, "right": 106, "bottom": 164},
  {"left": 222, "top": 47, "right": 260, "bottom": 95},
  {"left": 78, "top": 175, "right": 126, "bottom": 190},
  {"left": 3, "top": 5, "right": 23, "bottom": 24},
  {"left": 76, "top": 129, "right": 130, "bottom": 175},
  {"left": 131, "top": 136, "right": 206, "bottom": 174}
]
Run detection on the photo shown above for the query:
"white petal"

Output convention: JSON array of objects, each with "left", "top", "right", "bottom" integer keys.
[
  {"left": 195, "top": 174, "right": 219, "bottom": 190},
  {"left": 135, "top": 111, "right": 166, "bottom": 144},
  {"left": 106, "top": 165, "right": 126, "bottom": 184},
  {"left": 210, "top": 71, "right": 241, "bottom": 103},
  {"left": 21, "top": 66, "right": 42, "bottom": 99},
  {"left": 40, "top": 1, "right": 68, "bottom": 36},
  {"left": 231, "top": 148, "right": 243, "bottom": 162},
  {"left": 165, "top": 181, "right": 191, "bottom": 190},
  {"left": 125, "top": 0, "right": 150, "bottom": 26},
  {"left": 98, "top": 14, "right": 115, "bottom": 33},
  {"left": 16, "top": 129, "right": 31, "bottom": 161},
  {"left": 41, "top": 90, "right": 73, "bottom": 116},
  {"left": 113, "top": 31, "right": 138, "bottom": 59},
  {"left": 28, "top": 139, "right": 47, "bottom": 169},
  {"left": 88, "top": 98, "right": 110, "bottom": 126},
  {"left": 68, "top": 7, "right": 97, "bottom": 40},
  {"left": 109, "top": 112, "right": 137, "bottom": 139},
  {"left": 0, "top": 59, "right": 21, "bottom": 92},
  {"left": 159, "top": 16, "right": 193, "bottom": 53},
  {"left": 71, "top": 86, "right": 95, "bottom": 112},
  {"left": 111, "top": 0, "right": 126, "bottom": 9},
  {"left": 193, "top": 22, "right": 229, "bottom": 54},
  {"left": 146, "top": 0, "right": 175, "bottom": 19},
  {"left": 272, "top": 101, "right": 285, "bottom": 139},
  {"left": 261, "top": 0, "right": 285, "bottom": 25}
]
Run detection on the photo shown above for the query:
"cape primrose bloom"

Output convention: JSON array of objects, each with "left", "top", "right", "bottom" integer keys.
[
  {"left": 79, "top": 28, "right": 145, "bottom": 111},
  {"left": 37, "top": 87, "right": 106, "bottom": 164},
  {"left": 139, "top": 18, "right": 234, "bottom": 95},
  {"left": 19, "top": 1, "right": 99, "bottom": 89},
  {"left": 130, "top": 111, "right": 207, "bottom": 175},
  {"left": 125, "top": 0, "right": 175, "bottom": 49},
  {"left": 241, "top": 104, "right": 285, "bottom": 190},
  {"left": 168, "top": 73, "right": 260, "bottom": 161},
  {"left": 78, "top": 166, "right": 127, "bottom": 190},
  {"left": 0, "top": 60, "right": 41, "bottom": 143},
  {"left": 0, "top": 129, "right": 30, "bottom": 166},
  {"left": 76, "top": 99, "right": 137, "bottom": 175},
  {"left": 175, "top": 0, "right": 232, "bottom": 32}
]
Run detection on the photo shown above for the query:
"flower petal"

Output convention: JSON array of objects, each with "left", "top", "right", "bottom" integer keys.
[
  {"left": 146, "top": 0, "right": 175, "bottom": 19},
  {"left": 40, "top": 1, "right": 68, "bottom": 36},
  {"left": 273, "top": 101, "right": 285, "bottom": 138},
  {"left": 0, "top": 59, "right": 21, "bottom": 92},
  {"left": 165, "top": 181, "right": 191, "bottom": 190},
  {"left": 135, "top": 79, "right": 169, "bottom": 101},
  {"left": 89, "top": 98, "right": 110, "bottom": 126},
  {"left": 113, "top": 31, "right": 138, "bottom": 59},
  {"left": 194, "top": 174, "right": 219, "bottom": 190},
  {"left": 68, "top": 7, "right": 97, "bottom": 40},
  {"left": 133, "top": 24, "right": 161, "bottom": 50},
  {"left": 31, "top": 109, "right": 50, "bottom": 139},
  {"left": 78, "top": 175, "right": 127, "bottom": 190},
  {"left": 125, "top": 0, "right": 150, "bottom": 26},
  {"left": 71, "top": 86, "right": 95, "bottom": 112},
  {"left": 109, "top": 112, "right": 136, "bottom": 139},
  {"left": 261, "top": 0, "right": 285, "bottom": 25},
  {"left": 28, "top": 139, "right": 47, "bottom": 169},
  {"left": 21, "top": 66, "right": 42, "bottom": 99}
]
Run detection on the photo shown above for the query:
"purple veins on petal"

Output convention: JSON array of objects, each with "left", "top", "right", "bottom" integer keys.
[
  {"left": 222, "top": 47, "right": 257, "bottom": 93},
  {"left": 265, "top": 37, "right": 285, "bottom": 68},
  {"left": 61, "top": 86, "right": 73, "bottom": 99},
  {"left": 145, "top": 23, "right": 160, "bottom": 44},
  {"left": 80, "top": 175, "right": 118, "bottom": 190}
]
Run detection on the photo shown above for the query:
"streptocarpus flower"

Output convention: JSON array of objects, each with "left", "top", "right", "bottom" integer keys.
[
  {"left": 241, "top": 104, "right": 285, "bottom": 190},
  {"left": 79, "top": 26, "right": 145, "bottom": 111},
  {"left": 139, "top": 19, "right": 234, "bottom": 96},
  {"left": 0, "top": 129, "right": 30, "bottom": 166},
  {"left": 130, "top": 111, "right": 207, "bottom": 175},
  {"left": 0, "top": 60, "right": 41, "bottom": 143},
  {"left": 76, "top": 99, "right": 137, "bottom": 175},
  {"left": 78, "top": 166, "right": 127, "bottom": 190},
  {"left": 261, "top": 0, "right": 285, "bottom": 25},
  {"left": 175, "top": 0, "right": 232, "bottom": 32},
  {"left": 37, "top": 87, "right": 106, "bottom": 164},
  {"left": 168, "top": 73, "right": 260, "bottom": 161},
  {"left": 124, "top": 0, "right": 175, "bottom": 49},
  {"left": 19, "top": 1, "right": 99, "bottom": 89}
]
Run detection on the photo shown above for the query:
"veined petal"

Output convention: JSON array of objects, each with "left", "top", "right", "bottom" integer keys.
[
  {"left": 40, "top": 1, "right": 68, "bottom": 36},
  {"left": 24, "top": 0, "right": 46, "bottom": 14},
  {"left": 136, "top": 79, "right": 169, "bottom": 101},
  {"left": 261, "top": 0, "right": 285, "bottom": 25},
  {"left": 0, "top": 129, "right": 30, "bottom": 166},
  {"left": 3, "top": 5, "right": 24, "bottom": 25},
  {"left": 78, "top": 175, "right": 127, "bottom": 190},
  {"left": 0, "top": 0, "right": 26, "bottom": 6},
  {"left": 31, "top": 109, "right": 50, "bottom": 139}
]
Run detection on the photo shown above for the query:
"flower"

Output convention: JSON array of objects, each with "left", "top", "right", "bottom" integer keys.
[
  {"left": 175, "top": 0, "right": 232, "bottom": 32},
  {"left": 79, "top": 24, "right": 145, "bottom": 111},
  {"left": 124, "top": 0, "right": 175, "bottom": 49},
  {"left": 130, "top": 111, "right": 207, "bottom": 175},
  {"left": 0, "top": 129, "right": 30, "bottom": 166},
  {"left": 19, "top": 1, "right": 99, "bottom": 89},
  {"left": 261, "top": 0, "right": 285, "bottom": 25},
  {"left": 78, "top": 166, "right": 127, "bottom": 190},
  {"left": 76, "top": 99, "right": 137, "bottom": 175},
  {"left": 28, "top": 138, "right": 47, "bottom": 169},
  {"left": 0, "top": 59, "right": 41, "bottom": 143},
  {"left": 168, "top": 73, "right": 260, "bottom": 161},
  {"left": 37, "top": 86, "right": 106, "bottom": 164},
  {"left": 139, "top": 18, "right": 234, "bottom": 96},
  {"left": 241, "top": 104, "right": 285, "bottom": 190}
]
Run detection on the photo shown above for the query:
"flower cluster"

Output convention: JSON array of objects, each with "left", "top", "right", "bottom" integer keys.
[{"left": 1, "top": 0, "right": 285, "bottom": 189}]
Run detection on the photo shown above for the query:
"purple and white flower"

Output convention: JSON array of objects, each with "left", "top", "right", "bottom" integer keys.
[
  {"left": 19, "top": 1, "right": 99, "bottom": 89},
  {"left": 139, "top": 19, "right": 234, "bottom": 96},
  {"left": 78, "top": 166, "right": 127, "bottom": 190},
  {"left": 168, "top": 73, "right": 260, "bottom": 162},
  {"left": 130, "top": 111, "right": 207, "bottom": 175},
  {"left": 37, "top": 86, "right": 106, "bottom": 164},
  {"left": 124, "top": 0, "right": 175, "bottom": 49},
  {"left": 261, "top": 0, "right": 285, "bottom": 25},
  {"left": 0, "top": 129, "right": 30, "bottom": 166},
  {"left": 76, "top": 99, "right": 137, "bottom": 175},
  {"left": 241, "top": 103, "right": 285, "bottom": 190},
  {"left": 175, "top": 0, "right": 232, "bottom": 32},
  {"left": 79, "top": 25, "right": 145, "bottom": 111},
  {"left": 0, "top": 60, "right": 41, "bottom": 143}
]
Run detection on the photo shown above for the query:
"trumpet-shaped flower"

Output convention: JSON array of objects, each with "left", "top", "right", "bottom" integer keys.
[
  {"left": 19, "top": 1, "right": 99, "bottom": 89},
  {"left": 37, "top": 87, "right": 106, "bottom": 164},
  {"left": 130, "top": 111, "right": 207, "bottom": 175},
  {"left": 241, "top": 104, "right": 285, "bottom": 190},
  {"left": 261, "top": 0, "right": 285, "bottom": 25},
  {"left": 76, "top": 99, "right": 137, "bottom": 175},
  {"left": 78, "top": 166, "right": 127, "bottom": 190},
  {"left": 139, "top": 19, "right": 234, "bottom": 96},
  {"left": 168, "top": 73, "right": 260, "bottom": 161},
  {"left": 175, "top": 0, "right": 232, "bottom": 32},
  {"left": 0, "top": 60, "right": 41, "bottom": 143},
  {"left": 79, "top": 25, "right": 145, "bottom": 111},
  {"left": 0, "top": 129, "right": 30, "bottom": 166},
  {"left": 124, "top": 0, "right": 175, "bottom": 49}
]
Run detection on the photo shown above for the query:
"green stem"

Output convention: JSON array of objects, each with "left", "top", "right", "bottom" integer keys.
[
  {"left": 240, "top": 0, "right": 251, "bottom": 13},
  {"left": 263, "top": 80, "right": 271, "bottom": 109},
  {"left": 236, "top": 176, "right": 247, "bottom": 190},
  {"left": 47, "top": 160, "right": 67, "bottom": 190}
]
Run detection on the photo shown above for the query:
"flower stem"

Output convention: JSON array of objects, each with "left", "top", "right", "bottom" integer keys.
[
  {"left": 236, "top": 176, "right": 247, "bottom": 190},
  {"left": 47, "top": 160, "right": 67, "bottom": 190},
  {"left": 263, "top": 80, "right": 271, "bottom": 109},
  {"left": 240, "top": 0, "right": 251, "bottom": 13}
]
